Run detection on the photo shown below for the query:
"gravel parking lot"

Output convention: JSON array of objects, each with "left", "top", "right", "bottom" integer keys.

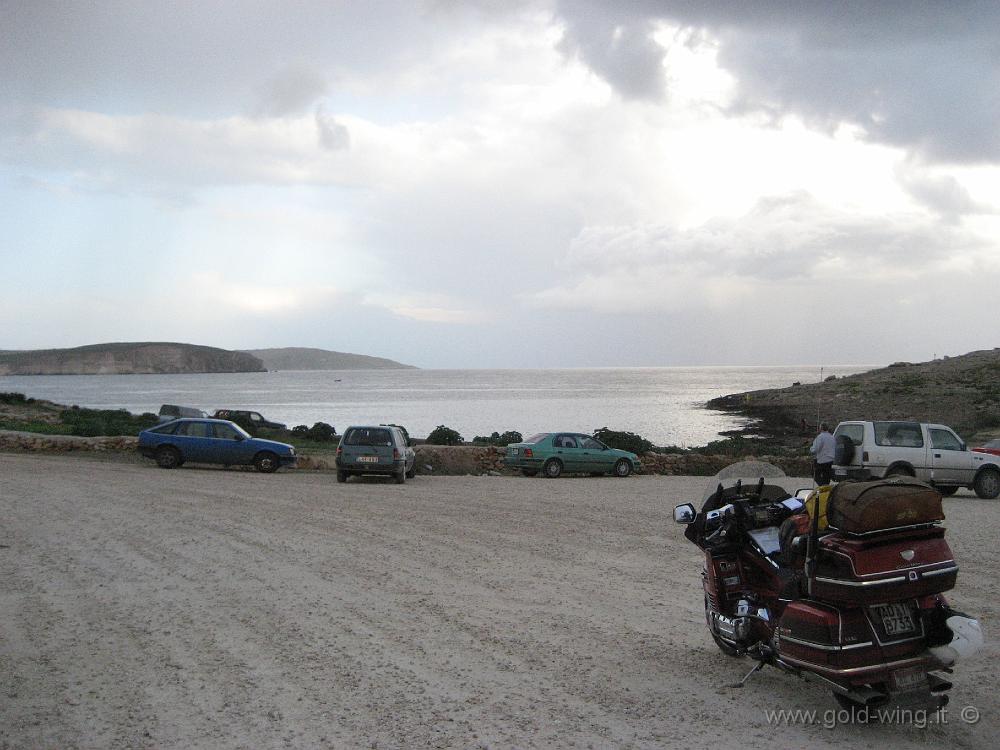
[{"left": 1, "top": 453, "right": 996, "bottom": 749}]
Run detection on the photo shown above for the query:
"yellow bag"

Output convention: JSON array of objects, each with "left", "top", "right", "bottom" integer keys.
[{"left": 804, "top": 485, "right": 832, "bottom": 532}]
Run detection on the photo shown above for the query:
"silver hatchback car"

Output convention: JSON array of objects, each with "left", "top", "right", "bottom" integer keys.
[{"left": 336, "top": 425, "right": 416, "bottom": 483}]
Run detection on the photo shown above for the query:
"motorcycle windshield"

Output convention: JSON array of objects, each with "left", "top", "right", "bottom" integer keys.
[{"left": 701, "top": 460, "right": 787, "bottom": 504}]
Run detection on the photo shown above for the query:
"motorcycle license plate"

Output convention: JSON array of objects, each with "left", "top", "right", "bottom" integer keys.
[
  {"left": 892, "top": 666, "right": 927, "bottom": 692},
  {"left": 873, "top": 602, "right": 916, "bottom": 636}
]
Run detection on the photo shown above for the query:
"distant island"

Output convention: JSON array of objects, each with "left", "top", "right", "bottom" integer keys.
[
  {"left": 707, "top": 348, "right": 1000, "bottom": 443},
  {"left": 0, "top": 342, "right": 416, "bottom": 375},
  {"left": 244, "top": 347, "right": 416, "bottom": 371},
  {"left": 0, "top": 343, "right": 266, "bottom": 376}
]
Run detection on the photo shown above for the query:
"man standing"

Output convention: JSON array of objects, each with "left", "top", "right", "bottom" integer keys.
[{"left": 810, "top": 422, "right": 837, "bottom": 486}]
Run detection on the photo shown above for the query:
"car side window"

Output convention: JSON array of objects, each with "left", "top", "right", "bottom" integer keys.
[
  {"left": 930, "top": 429, "right": 963, "bottom": 451},
  {"left": 581, "top": 438, "right": 603, "bottom": 450},
  {"left": 250, "top": 413, "right": 262, "bottom": 422},
  {"left": 556, "top": 435, "right": 578, "bottom": 448},
  {"left": 152, "top": 423, "right": 178, "bottom": 435},
  {"left": 213, "top": 423, "right": 240, "bottom": 440},
  {"left": 184, "top": 421, "right": 209, "bottom": 438},
  {"left": 874, "top": 421, "right": 924, "bottom": 448}
]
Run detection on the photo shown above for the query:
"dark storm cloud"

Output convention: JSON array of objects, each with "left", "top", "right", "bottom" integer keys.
[
  {"left": 555, "top": 0, "right": 1000, "bottom": 163},
  {"left": 556, "top": 5, "right": 668, "bottom": 100}
]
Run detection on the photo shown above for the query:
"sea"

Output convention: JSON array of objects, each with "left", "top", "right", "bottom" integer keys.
[{"left": 0, "top": 365, "right": 872, "bottom": 447}]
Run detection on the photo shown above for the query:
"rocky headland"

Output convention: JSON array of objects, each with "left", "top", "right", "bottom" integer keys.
[
  {"left": 708, "top": 348, "right": 1000, "bottom": 444},
  {"left": 0, "top": 342, "right": 265, "bottom": 375},
  {"left": 243, "top": 347, "right": 416, "bottom": 371}
]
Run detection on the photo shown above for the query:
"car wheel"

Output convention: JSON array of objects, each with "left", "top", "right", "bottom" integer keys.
[
  {"left": 254, "top": 452, "right": 280, "bottom": 474},
  {"left": 155, "top": 446, "right": 181, "bottom": 469},
  {"left": 613, "top": 459, "right": 632, "bottom": 477},
  {"left": 521, "top": 469, "right": 537, "bottom": 477},
  {"left": 542, "top": 458, "right": 563, "bottom": 478},
  {"left": 936, "top": 485, "right": 959, "bottom": 497},
  {"left": 974, "top": 469, "right": 1000, "bottom": 500},
  {"left": 337, "top": 470, "right": 348, "bottom": 483},
  {"left": 395, "top": 466, "right": 406, "bottom": 484}
]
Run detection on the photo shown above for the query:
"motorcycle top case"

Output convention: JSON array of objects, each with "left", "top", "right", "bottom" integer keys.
[
  {"left": 813, "top": 525, "right": 957, "bottom": 605},
  {"left": 827, "top": 479, "right": 944, "bottom": 535}
]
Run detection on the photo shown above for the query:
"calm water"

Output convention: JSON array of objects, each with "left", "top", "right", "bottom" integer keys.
[{"left": 0, "top": 366, "right": 872, "bottom": 446}]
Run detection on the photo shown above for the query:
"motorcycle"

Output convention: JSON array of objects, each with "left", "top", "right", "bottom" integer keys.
[{"left": 673, "top": 461, "right": 982, "bottom": 709}]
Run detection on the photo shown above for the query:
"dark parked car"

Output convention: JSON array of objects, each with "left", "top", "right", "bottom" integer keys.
[
  {"left": 138, "top": 418, "right": 296, "bottom": 473},
  {"left": 336, "top": 425, "right": 415, "bottom": 483},
  {"left": 502, "top": 432, "right": 641, "bottom": 478},
  {"left": 212, "top": 409, "right": 287, "bottom": 431},
  {"left": 157, "top": 404, "right": 207, "bottom": 423}
]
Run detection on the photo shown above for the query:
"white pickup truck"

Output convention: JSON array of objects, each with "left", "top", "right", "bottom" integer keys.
[{"left": 832, "top": 420, "right": 1000, "bottom": 499}]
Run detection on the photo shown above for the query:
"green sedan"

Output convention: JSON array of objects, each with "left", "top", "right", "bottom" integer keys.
[{"left": 503, "top": 432, "right": 642, "bottom": 478}]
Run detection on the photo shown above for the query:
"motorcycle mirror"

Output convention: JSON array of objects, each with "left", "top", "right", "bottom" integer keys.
[{"left": 673, "top": 503, "right": 696, "bottom": 524}]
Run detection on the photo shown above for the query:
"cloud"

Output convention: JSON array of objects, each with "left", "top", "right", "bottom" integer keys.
[
  {"left": 554, "top": 1, "right": 1000, "bottom": 164},
  {"left": 254, "top": 66, "right": 330, "bottom": 117},
  {"left": 524, "top": 191, "right": 993, "bottom": 314},
  {"left": 556, "top": 7, "right": 668, "bottom": 100}
]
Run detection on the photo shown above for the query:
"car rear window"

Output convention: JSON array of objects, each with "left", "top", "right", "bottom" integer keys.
[
  {"left": 345, "top": 428, "right": 393, "bottom": 446},
  {"left": 874, "top": 421, "right": 924, "bottom": 448},
  {"left": 834, "top": 423, "right": 864, "bottom": 445},
  {"left": 524, "top": 433, "right": 550, "bottom": 444}
]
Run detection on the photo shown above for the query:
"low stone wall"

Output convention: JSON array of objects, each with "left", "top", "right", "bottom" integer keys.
[
  {"left": 0, "top": 430, "right": 813, "bottom": 477},
  {"left": 0, "top": 430, "right": 138, "bottom": 453}
]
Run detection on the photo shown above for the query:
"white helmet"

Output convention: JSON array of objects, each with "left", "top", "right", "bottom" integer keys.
[{"left": 929, "top": 615, "right": 984, "bottom": 667}]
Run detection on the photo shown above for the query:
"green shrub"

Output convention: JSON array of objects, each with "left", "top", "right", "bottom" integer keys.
[
  {"left": 306, "top": 421, "right": 338, "bottom": 442},
  {"left": 427, "top": 425, "right": 463, "bottom": 445},
  {"left": 473, "top": 430, "right": 523, "bottom": 446},
  {"left": 592, "top": 427, "right": 653, "bottom": 454},
  {"left": 290, "top": 422, "right": 338, "bottom": 442},
  {"left": 0, "top": 392, "right": 34, "bottom": 404},
  {"left": 58, "top": 407, "right": 158, "bottom": 437}
]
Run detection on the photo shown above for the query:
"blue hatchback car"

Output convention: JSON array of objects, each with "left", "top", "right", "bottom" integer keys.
[{"left": 138, "top": 418, "right": 296, "bottom": 473}]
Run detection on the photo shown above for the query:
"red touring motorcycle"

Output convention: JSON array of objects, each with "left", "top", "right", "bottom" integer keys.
[{"left": 674, "top": 461, "right": 982, "bottom": 709}]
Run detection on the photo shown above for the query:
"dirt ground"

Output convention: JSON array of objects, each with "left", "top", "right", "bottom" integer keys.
[{"left": 1, "top": 453, "right": 996, "bottom": 749}]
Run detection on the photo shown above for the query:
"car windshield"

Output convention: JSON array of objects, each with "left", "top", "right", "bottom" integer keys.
[{"left": 524, "top": 433, "right": 550, "bottom": 444}]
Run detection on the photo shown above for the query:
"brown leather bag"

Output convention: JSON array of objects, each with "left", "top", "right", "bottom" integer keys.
[{"left": 827, "top": 479, "right": 944, "bottom": 534}]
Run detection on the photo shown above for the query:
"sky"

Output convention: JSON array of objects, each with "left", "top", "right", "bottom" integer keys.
[{"left": 2, "top": 0, "right": 999, "bottom": 368}]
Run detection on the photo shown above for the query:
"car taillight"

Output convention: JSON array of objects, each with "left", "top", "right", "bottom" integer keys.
[
  {"left": 524, "top": 448, "right": 533, "bottom": 458},
  {"left": 336, "top": 446, "right": 342, "bottom": 456},
  {"left": 393, "top": 448, "right": 400, "bottom": 460}
]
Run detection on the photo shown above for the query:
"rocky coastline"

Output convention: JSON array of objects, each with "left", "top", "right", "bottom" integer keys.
[{"left": 707, "top": 348, "right": 1000, "bottom": 445}]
